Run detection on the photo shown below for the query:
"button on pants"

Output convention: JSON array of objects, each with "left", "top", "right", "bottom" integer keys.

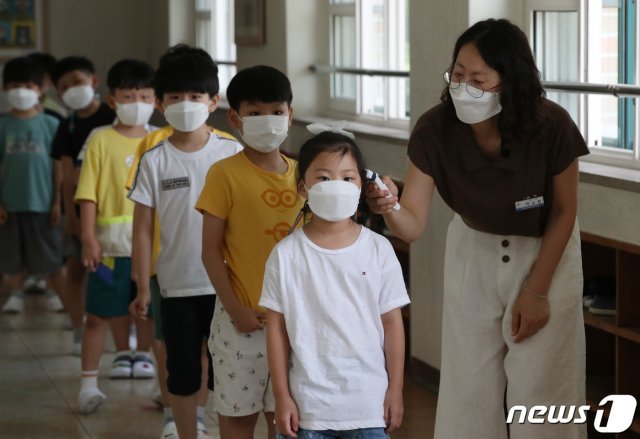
[{"left": 434, "top": 215, "right": 586, "bottom": 439}]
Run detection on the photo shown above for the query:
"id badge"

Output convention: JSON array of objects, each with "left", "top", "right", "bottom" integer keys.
[{"left": 515, "top": 195, "right": 544, "bottom": 212}]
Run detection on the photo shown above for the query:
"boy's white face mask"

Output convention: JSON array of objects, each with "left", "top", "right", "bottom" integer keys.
[
  {"left": 306, "top": 180, "right": 361, "bottom": 222},
  {"left": 241, "top": 115, "right": 289, "bottom": 153},
  {"left": 62, "top": 84, "right": 95, "bottom": 110},
  {"left": 449, "top": 83, "right": 502, "bottom": 124},
  {"left": 164, "top": 100, "right": 210, "bottom": 132},
  {"left": 7, "top": 88, "right": 39, "bottom": 111},
  {"left": 116, "top": 102, "right": 155, "bottom": 126}
]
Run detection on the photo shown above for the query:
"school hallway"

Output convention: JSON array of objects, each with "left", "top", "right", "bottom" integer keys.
[{"left": 0, "top": 285, "right": 437, "bottom": 439}]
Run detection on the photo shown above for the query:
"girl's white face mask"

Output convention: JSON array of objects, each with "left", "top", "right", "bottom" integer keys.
[
  {"left": 241, "top": 115, "right": 289, "bottom": 153},
  {"left": 306, "top": 180, "right": 361, "bottom": 222},
  {"left": 164, "top": 100, "right": 210, "bottom": 132},
  {"left": 116, "top": 102, "right": 155, "bottom": 126},
  {"left": 62, "top": 84, "right": 95, "bottom": 110},
  {"left": 449, "top": 83, "right": 502, "bottom": 124},
  {"left": 7, "top": 88, "right": 39, "bottom": 111}
]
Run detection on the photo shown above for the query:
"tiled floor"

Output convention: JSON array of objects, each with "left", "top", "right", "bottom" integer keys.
[{"left": 0, "top": 286, "right": 436, "bottom": 438}]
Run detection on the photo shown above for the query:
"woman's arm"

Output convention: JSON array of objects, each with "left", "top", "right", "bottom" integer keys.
[
  {"left": 381, "top": 308, "right": 405, "bottom": 433},
  {"left": 511, "top": 159, "right": 579, "bottom": 343},
  {"left": 266, "top": 309, "right": 299, "bottom": 438},
  {"left": 368, "top": 161, "right": 435, "bottom": 243}
]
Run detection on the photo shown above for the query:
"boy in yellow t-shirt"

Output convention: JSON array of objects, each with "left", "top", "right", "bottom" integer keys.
[
  {"left": 74, "top": 59, "right": 157, "bottom": 414},
  {"left": 197, "top": 65, "right": 304, "bottom": 439}
]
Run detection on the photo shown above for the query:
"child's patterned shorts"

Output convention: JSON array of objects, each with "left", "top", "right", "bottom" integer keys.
[{"left": 208, "top": 301, "right": 275, "bottom": 416}]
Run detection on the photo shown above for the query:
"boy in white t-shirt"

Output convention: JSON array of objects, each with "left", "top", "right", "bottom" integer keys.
[
  {"left": 260, "top": 130, "right": 409, "bottom": 439},
  {"left": 128, "top": 46, "right": 242, "bottom": 439}
]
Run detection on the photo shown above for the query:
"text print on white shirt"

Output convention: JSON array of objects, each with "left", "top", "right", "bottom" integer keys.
[
  {"left": 506, "top": 395, "right": 637, "bottom": 433},
  {"left": 161, "top": 177, "right": 190, "bottom": 191}
]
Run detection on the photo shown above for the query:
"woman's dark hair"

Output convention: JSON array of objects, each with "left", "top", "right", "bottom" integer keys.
[
  {"left": 297, "top": 131, "right": 367, "bottom": 185},
  {"left": 441, "top": 19, "right": 547, "bottom": 139}
]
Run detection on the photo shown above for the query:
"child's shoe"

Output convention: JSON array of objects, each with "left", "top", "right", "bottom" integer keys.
[
  {"left": 2, "top": 293, "right": 25, "bottom": 313},
  {"left": 132, "top": 353, "right": 156, "bottom": 379},
  {"left": 197, "top": 420, "right": 210, "bottom": 439},
  {"left": 78, "top": 387, "right": 106, "bottom": 414},
  {"left": 109, "top": 352, "right": 133, "bottom": 378},
  {"left": 45, "top": 292, "right": 64, "bottom": 312},
  {"left": 161, "top": 421, "right": 179, "bottom": 439}
]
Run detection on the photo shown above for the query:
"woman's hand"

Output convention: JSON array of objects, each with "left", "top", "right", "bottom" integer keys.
[
  {"left": 365, "top": 176, "right": 399, "bottom": 214},
  {"left": 511, "top": 289, "right": 550, "bottom": 343},
  {"left": 275, "top": 394, "right": 299, "bottom": 438}
]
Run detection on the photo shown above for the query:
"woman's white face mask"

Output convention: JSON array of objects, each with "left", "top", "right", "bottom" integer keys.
[
  {"left": 305, "top": 180, "right": 361, "bottom": 222},
  {"left": 449, "top": 83, "right": 502, "bottom": 124}
]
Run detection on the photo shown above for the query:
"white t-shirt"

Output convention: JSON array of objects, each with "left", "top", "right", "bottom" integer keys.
[
  {"left": 128, "top": 133, "right": 242, "bottom": 297},
  {"left": 259, "top": 226, "right": 410, "bottom": 430}
]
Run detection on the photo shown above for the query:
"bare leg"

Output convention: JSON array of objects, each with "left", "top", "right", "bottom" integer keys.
[
  {"left": 219, "top": 413, "right": 260, "bottom": 439},
  {"left": 60, "top": 257, "right": 87, "bottom": 329},
  {"left": 153, "top": 340, "right": 170, "bottom": 403},
  {"left": 134, "top": 316, "right": 154, "bottom": 352},
  {"left": 109, "top": 315, "right": 131, "bottom": 352},
  {"left": 196, "top": 341, "right": 210, "bottom": 407},
  {"left": 9, "top": 272, "right": 27, "bottom": 291},
  {"left": 81, "top": 314, "right": 109, "bottom": 371},
  {"left": 264, "top": 412, "right": 276, "bottom": 439},
  {"left": 171, "top": 393, "right": 198, "bottom": 439}
]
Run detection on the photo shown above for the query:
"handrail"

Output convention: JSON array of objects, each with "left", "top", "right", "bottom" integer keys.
[
  {"left": 309, "top": 64, "right": 409, "bottom": 78},
  {"left": 213, "top": 60, "right": 237, "bottom": 66},
  {"left": 543, "top": 81, "right": 640, "bottom": 98},
  {"left": 309, "top": 64, "right": 640, "bottom": 98}
]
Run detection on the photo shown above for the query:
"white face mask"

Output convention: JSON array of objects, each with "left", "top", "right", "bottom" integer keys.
[
  {"left": 116, "top": 102, "right": 155, "bottom": 126},
  {"left": 163, "top": 100, "right": 210, "bottom": 132},
  {"left": 241, "top": 115, "right": 289, "bottom": 153},
  {"left": 62, "top": 84, "right": 95, "bottom": 110},
  {"left": 7, "top": 88, "right": 39, "bottom": 111},
  {"left": 306, "top": 180, "right": 361, "bottom": 222},
  {"left": 449, "top": 83, "right": 502, "bottom": 124}
]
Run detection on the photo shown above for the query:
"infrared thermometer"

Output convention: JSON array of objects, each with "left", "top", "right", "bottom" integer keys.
[{"left": 366, "top": 169, "right": 401, "bottom": 211}]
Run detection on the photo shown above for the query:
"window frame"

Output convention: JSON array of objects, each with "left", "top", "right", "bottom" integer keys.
[
  {"left": 327, "top": 0, "right": 410, "bottom": 129},
  {"left": 526, "top": 0, "right": 640, "bottom": 170}
]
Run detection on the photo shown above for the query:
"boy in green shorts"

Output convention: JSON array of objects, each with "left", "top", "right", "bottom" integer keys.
[{"left": 74, "top": 59, "right": 157, "bottom": 414}]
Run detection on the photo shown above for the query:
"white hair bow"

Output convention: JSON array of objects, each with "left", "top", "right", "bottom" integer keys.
[{"left": 306, "top": 121, "right": 355, "bottom": 140}]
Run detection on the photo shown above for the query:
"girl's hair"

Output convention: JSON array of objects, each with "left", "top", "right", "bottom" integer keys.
[
  {"left": 296, "top": 131, "right": 367, "bottom": 185},
  {"left": 441, "top": 18, "right": 547, "bottom": 140}
]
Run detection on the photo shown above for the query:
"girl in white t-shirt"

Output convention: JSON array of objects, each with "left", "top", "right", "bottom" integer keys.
[{"left": 259, "top": 129, "right": 410, "bottom": 439}]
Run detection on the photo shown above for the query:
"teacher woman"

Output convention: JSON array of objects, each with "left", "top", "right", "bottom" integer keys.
[{"left": 368, "top": 19, "right": 588, "bottom": 439}]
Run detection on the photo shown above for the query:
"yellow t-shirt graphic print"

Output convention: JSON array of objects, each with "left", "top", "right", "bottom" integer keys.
[{"left": 196, "top": 151, "right": 304, "bottom": 310}]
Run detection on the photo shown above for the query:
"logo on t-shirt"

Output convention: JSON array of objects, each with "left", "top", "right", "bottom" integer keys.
[{"left": 161, "top": 177, "right": 190, "bottom": 191}]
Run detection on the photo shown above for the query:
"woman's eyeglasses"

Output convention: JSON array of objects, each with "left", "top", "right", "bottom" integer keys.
[{"left": 443, "top": 71, "right": 485, "bottom": 98}]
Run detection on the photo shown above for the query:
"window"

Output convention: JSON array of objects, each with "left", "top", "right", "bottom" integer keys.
[
  {"left": 195, "top": 0, "right": 237, "bottom": 96},
  {"left": 329, "top": 0, "right": 410, "bottom": 123},
  {"left": 529, "top": 0, "right": 639, "bottom": 168}
]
